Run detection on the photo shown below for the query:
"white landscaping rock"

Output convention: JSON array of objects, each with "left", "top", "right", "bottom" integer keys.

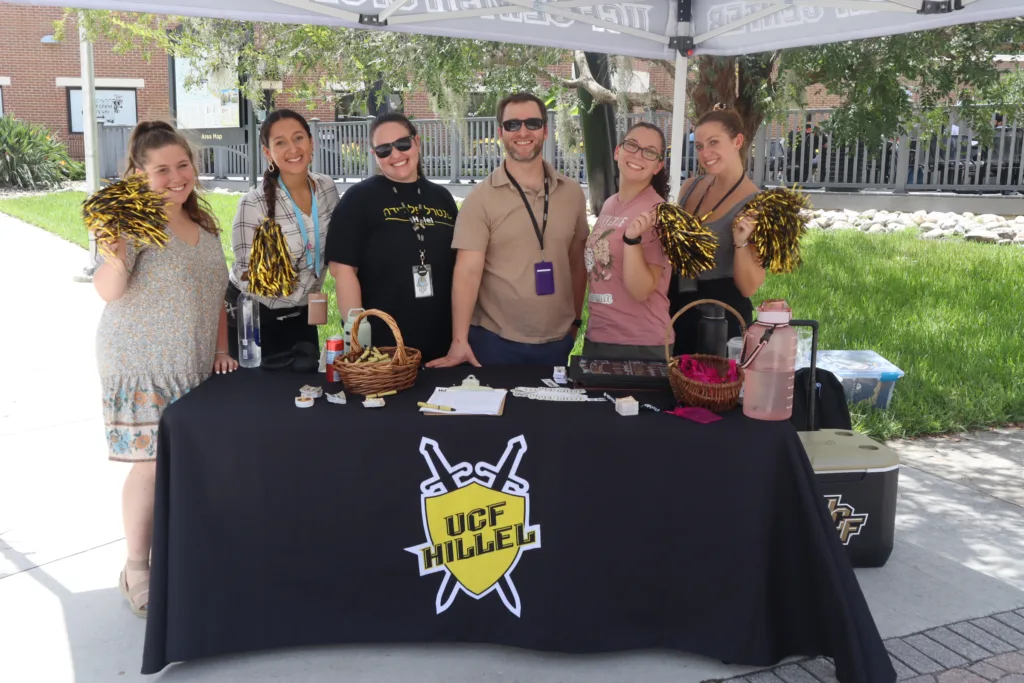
[
  {"left": 997, "top": 239, "right": 1013, "bottom": 246},
  {"left": 965, "top": 230, "right": 1000, "bottom": 244},
  {"left": 797, "top": 209, "right": 1017, "bottom": 245}
]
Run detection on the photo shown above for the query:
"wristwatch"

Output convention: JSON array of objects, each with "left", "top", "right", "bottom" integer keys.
[{"left": 622, "top": 233, "right": 643, "bottom": 246}]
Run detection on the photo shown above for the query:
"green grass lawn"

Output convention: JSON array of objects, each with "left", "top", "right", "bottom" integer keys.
[{"left": 3, "top": 190, "right": 1022, "bottom": 441}]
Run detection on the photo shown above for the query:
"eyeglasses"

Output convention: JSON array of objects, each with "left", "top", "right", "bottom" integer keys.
[
  {"left": 501, "top": 118, "right": 545, "bottom": 133},
  {"left": 373, "top": 135, "right": 414, "bottom": 159},
  {"left": 621, "top": 139, "right": 664, "bottom": 162}
]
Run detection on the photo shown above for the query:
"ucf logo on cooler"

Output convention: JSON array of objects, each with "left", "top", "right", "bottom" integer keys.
[
  {"left": 825, "top": 494, "right": 868, "bottom": 545},
  {"left": 406, "top": 436, "right": 541, "bottom": 617}
]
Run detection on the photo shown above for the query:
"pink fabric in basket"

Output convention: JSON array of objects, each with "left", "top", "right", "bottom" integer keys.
[{"left": 678, "top": 355, "right": 739, "bottom": 384}]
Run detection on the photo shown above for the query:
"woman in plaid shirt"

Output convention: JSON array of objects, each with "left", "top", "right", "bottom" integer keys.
[{"left": 228, "top": 109, "right": 340, "bottom": 357}]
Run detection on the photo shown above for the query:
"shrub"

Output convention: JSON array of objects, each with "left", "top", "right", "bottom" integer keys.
[{"left": 0, "top": 117, "right": 85, "bottom": 190}]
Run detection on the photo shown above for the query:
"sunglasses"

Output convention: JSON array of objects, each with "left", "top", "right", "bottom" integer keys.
[
  {"left": 373, "top": 135, "right": 414, "bottom": 159},
  {"left": 620, "top": 139, "right": 664, "bottom": 162},
  {"left": 501, "top": 118, "right": 545, "bottom": 133}
]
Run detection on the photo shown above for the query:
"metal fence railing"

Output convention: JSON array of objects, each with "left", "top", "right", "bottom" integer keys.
[{"left": 96, "top": 106, "right": 1023, "bottom": 194}]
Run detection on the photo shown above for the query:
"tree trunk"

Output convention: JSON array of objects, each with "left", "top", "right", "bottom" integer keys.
[
  {"left": 692, "top": 55, "right": 776, "bottom": 161},
  {"left": 577, "top": 52, "right": 618, "bottom": 214}
]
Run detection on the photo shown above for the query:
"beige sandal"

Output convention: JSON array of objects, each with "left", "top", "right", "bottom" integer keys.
[{"left": 119, "top": 559, "right": 150, "bottom": 618}]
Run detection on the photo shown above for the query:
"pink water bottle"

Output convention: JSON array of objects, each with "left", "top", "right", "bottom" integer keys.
[{"left": 741, "top": 300, "right": 797, "bottom": 421}]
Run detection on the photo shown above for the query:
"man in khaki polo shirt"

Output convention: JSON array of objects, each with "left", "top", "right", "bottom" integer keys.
[{"left": 428, "top": 92, "right": 588, "bottom": 367}]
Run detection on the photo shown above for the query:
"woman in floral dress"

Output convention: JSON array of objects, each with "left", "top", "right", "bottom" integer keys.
[{"left": 93, "top": 121, "right": 237, "bottom": 618}]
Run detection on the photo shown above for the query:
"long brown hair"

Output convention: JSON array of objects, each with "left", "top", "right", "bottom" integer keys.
[
  {"left": 125, "top": 121, "right": 218, "bottom": 235},
  {"left": 622, "top": 122, "right": 668, "bottom": 200},
  {"left": 259, "top": 108, "right": 313, "bottom": 225}
]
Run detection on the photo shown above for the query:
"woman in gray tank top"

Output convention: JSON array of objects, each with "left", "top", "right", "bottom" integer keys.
[{"left": 669, "top": 107, "right": 767, "bottom": 356}]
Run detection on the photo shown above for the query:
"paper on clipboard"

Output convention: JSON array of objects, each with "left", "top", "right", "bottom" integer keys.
[{"left": 420, "top": 387, "right": 507, "bottom": 416}]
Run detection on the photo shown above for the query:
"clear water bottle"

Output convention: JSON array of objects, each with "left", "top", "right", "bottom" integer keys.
[{"left": 237, "top": 290, "right": 262, "bottom": 368}]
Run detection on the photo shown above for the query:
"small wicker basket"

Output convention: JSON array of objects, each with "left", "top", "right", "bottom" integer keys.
[
  {"left": 664, "top": 298, "right": 747, "bottom": 412},
  {"left": 332, "top": 309, "right": 421, "bottom": 396}
]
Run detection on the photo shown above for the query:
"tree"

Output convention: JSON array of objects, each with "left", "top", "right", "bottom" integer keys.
[{"left": 64, "top": 11, "right": 1024, "bottom": 151}]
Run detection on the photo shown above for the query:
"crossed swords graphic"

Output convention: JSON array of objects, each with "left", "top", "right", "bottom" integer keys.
[{"left": 418, "top": 435, "right": 530, "bottom": 616}]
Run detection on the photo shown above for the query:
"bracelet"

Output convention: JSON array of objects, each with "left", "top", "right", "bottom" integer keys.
[
  {"left": 622, "top": 233, "right": 643, "bottom": 246},
  {"left": 735, "top": 241, "right": 750, "bottom": 250},
  {"left": 215, "top": 351, "right": 229, "bottom": 356}
]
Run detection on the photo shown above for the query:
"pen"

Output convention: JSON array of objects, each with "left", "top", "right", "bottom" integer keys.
[
  {"left": 367, "top": 390, "right": 397, "bottom": 399},
  {"left": 418, "top": 402, "right": 456, "bottom": 412}
]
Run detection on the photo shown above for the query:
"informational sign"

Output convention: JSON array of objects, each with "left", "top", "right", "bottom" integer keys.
[
  {"left": 181, "top": 127, "right": 247, "bottom": 147},
  {"left": 174, "top": 57, "right": 241, "bottom": 129},
  {"left": 68, "top": 88, "right": 137, "bottom": 132}
]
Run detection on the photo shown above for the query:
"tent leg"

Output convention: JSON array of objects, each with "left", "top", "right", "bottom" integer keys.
[{"left": 669, "top": 52, "right": 689, "bottom": 203}]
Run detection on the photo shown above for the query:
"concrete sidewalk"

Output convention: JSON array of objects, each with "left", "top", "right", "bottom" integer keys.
[{"left": 1, "top": 212, "right": 1023, "bottom": 682}]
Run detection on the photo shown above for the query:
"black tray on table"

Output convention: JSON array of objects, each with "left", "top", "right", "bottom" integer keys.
[{"left": 569, "top": 357, "right": 671, "bottom": 390}]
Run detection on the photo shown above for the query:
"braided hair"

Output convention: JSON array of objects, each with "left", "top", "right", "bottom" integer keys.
[{"left": 260, "top": 109, "right": 313, "bottom": 223}]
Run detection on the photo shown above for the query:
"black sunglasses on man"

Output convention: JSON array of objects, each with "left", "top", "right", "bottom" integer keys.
[{"left": 501, "top": 118, "right": 545, "bottom": 133}]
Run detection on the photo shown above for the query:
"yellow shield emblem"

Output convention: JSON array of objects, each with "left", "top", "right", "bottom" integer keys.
[
  {"left": 424, "top": 482, "right": 527, "bottom": 595},
  {"left": 406, "top": 435, "right": 541, "bottom": 616}
]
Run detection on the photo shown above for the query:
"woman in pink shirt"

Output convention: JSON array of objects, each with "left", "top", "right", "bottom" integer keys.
[{"left": 582, "top": 123, "right": 673, "bottom": 360}]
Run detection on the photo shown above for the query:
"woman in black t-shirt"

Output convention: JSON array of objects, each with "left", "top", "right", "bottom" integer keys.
[{"left": 325, "top": 113, "right": 459, "bottom": 363}]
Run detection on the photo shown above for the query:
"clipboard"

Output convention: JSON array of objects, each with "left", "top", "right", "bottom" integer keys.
[{"left": 421, "top": 375, "right": 507, "bottom": 416}]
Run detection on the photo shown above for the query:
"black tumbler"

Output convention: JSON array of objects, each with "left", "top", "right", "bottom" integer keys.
[{"left": 696, "top": 304, "right": 728, "bottom": 358}]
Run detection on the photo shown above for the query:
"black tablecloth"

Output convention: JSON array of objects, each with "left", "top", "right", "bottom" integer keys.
[{"left": 142, "top": 367, "right": 895, "bottom": 683}]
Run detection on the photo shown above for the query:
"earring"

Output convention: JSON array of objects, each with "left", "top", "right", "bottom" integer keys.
[{"left": 268, "top": 161, "right": 276, "bottom": 172}]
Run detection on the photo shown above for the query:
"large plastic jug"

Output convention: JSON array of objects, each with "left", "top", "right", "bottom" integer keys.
[
  {"left": 343, "top": 308, "right": 373, "bottom": 355},
  {"left": 741, "top": 300, "right": 797, "bottom": 421}
]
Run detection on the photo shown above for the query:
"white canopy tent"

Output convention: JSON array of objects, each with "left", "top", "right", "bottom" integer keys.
[{"left": 10, "top": 0, "right": 1024, "bottom": 197}]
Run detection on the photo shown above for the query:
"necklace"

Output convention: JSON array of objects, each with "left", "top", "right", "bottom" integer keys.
[{"left": 693, "top": 174, "right": 745, "bottom": 222}]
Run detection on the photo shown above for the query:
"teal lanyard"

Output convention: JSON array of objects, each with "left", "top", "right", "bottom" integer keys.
[{"left": 277, "top": 177, "right": 320, "bottom": 278}]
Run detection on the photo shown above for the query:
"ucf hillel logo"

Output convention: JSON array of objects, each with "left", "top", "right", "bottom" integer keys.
[
  {"left": 405, "top": 436, "right": 540, "bottom": 617},
  {"left": 825, "top": 494, "right": 868, "bottom": 545}
]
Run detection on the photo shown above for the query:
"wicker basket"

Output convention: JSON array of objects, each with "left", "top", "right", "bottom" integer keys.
[
  {"left": 332, "top": 309, "right": 422, "bottom": 396},
  {"left": 664, "top": 298, "right": 747, "bottom": 412}
]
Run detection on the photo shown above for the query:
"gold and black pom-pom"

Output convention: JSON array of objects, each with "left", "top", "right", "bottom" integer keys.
[
  {"left": 247, "top": 217, "right": 297, "bottom": 298},
  {"left": 82, "top": 173, "right": 169, "bottom": 256},
  {"left": 738, "top": 187, "right": 811, "bottom": 274},
  {"left": 653, "top": 202, "right": 719, "bottom": 279}
]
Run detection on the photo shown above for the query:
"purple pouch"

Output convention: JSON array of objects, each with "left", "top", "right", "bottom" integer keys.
[
  {"left": 534, "top": 261, "right": 554, "bottom": 296},
  {"left": 666, "top": 406, "right": 722, "bottom": 424}
]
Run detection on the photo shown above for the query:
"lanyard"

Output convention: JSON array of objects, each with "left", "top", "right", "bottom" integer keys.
[
  {"left": 277, "top": 177, "right": 320, "bottom": 277},
  {"left": 504, "top": 162, "right": 550, "bottom": 259},
  {"left": 693, "top": 175, "right": 745, "bottom": 221},
  {"left": 393, "top": 183, "right": 427, "bottom": 267}
]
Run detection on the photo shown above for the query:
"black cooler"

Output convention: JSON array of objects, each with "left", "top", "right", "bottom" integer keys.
[
  {"left": 800, "top": 429, "right": 899, "bottom": 568},
  {"left": 790, "top": 320, "right": 900, "bottom": 568}
]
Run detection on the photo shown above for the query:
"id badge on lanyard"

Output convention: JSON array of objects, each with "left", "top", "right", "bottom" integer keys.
[
  {"left": 396, "top": 184, "right": 433, "bottom": 298},
  {"left": 505, "top": 164, "right": 553, "bottom": 296},
  {"left": 278, "top": 178, "right": 320, "bottom": 278}
]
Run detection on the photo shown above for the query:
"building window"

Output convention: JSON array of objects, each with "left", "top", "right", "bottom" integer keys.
[
  {"left": 67, "top": 87, "right": 139, "bottom": 133},
  {"left": 0, "top": 87, "right": 4, "bottom": 117},
  {"left": 335, "top": 93, "right": 367, "bottom": 121}
]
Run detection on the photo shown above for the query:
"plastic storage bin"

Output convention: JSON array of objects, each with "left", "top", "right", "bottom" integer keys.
[
  {"left": 803, "top": 350, "right": 905, "bottom": 409},
  {"left": 800, "top": 429, "right": 900, "bottom": 568}
]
